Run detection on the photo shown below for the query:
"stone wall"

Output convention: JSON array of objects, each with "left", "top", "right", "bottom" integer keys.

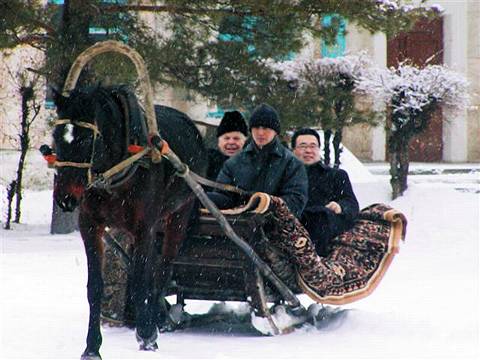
[
  {"left": 0, "top": 47, "right": 54, "bottom": 150},
  {"left": 467, "top": 0, "right": 480, "bottom": 162},
  {"left": 341, "top": 25, "right": 387, "bottom": 161}
]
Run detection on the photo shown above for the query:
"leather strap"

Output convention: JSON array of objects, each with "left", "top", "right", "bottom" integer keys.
[{"left": 189, "top": 172, "right": 248, "bottom": 196}]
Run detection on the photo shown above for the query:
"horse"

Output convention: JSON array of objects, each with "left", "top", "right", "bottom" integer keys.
[{"left": 45, "top": 85, "right": 207, "bottom": 359}]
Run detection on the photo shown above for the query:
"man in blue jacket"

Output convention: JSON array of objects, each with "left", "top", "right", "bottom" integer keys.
[
  {"left": 208, "top": 104, "right": 308, "bottom": 218},
  {"left": 292, "top": 128, "right": 359, "bottom": 256}
]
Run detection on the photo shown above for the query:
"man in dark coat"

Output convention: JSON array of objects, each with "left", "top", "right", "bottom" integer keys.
[
  {"left": 208, "top": 103, "right": 308, "bottom": 218},
  {"left": 292, "top": 128, "right": 359, "bottom": 256},
  {"left": 207, "top": 110, "right": 248, "bottom": 180}
]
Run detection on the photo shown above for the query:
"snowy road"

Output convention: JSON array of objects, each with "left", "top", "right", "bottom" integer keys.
[{"left": 1, "top": 164, "right": 479, "bottom": 359}]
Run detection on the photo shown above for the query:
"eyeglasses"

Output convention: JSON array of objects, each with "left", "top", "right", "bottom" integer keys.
[{"left": 296, "top": 144, "right": 319, "bottom": 151}]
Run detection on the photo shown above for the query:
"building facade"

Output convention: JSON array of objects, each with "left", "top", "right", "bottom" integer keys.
[
  {"left": 342, "top": 0, "right": 479, "bottom": 163},
  {"left": 1, "top": 0, "right": 478, "bottom": 162}
]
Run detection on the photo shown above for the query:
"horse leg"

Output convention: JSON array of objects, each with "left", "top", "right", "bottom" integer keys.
[
  {"left": 156, "top": 198, "right": 196, "bottom": 329},
  {"left": 132, "top": 223, "right": 159, "bottom": 351},
  {"left": 79, "top": 213, "right": 105, "bottom": 360}
]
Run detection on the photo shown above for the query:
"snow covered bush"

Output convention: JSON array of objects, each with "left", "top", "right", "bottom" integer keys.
[
  {"left": 267, "top": 52, "right": 372, "bottom": 93},
  {"left": 357, "top": 64, "right": 469, "bottom": 131},
  {"left": 357, "top": 63, "right": 470, "bottom": 198},
  {"left": 267, "top": 53, "right": 380, "bottom": 167}
]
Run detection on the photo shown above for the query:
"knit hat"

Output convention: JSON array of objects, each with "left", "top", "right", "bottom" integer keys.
[
  {"left": 291, "top": 128, "right": 321, "bottom": 149},
  {"left": 249, "top": 103, "right": 281, "bottom": 134},
  {"left": 216, "top": 111, "right": 248, "bottom": 138}
]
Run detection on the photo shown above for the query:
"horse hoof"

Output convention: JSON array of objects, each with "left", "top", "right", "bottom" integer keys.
[
  {"left": 80, "top": 351, "right": 102, "bottom": 360},
  {"left": 136, "top": 331, "right": 158, "bottom": 351},
  {"left": 139, "top": 341, "right": 158, "bottom": 351}
]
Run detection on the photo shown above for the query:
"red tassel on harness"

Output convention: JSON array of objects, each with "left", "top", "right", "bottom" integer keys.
[
  {"left": 127, "top": 144, "right": 145, "bottom": 154},
  {"left": 43, "top": 154, "right": 57, "bottom": 167}
]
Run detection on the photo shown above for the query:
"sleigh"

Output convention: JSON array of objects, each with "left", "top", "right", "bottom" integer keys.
[{"left": 159, "top": 193, "right": 407, "bottom": 334}]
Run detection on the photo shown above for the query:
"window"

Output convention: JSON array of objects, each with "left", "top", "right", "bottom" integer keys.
[
  {"left": 321, "top": 15, "right": 347, "bottom": 58},
  {"left": 207, "top": 15, "right": 296, "bottom": 118}
]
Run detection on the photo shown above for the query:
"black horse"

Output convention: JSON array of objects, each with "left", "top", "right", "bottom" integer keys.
[{"left": 45, "top": 85, "right": 207, "bottom": 359}]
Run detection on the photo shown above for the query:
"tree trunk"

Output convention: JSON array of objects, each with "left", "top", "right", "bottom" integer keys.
[
  {"left": 323, "top": 129, "right": 332, "bottom": 166},
  {"left": 4, "top": 181, "right": 16, "bottom": 230},
  {"left": 14, "top": 86, "right": 33, "bottom": 223},
  {"left": 50, "top": 176, "right": 79, "bottom": 234},
  {"left": 14, "top": 150, "right": 26, "bottom": 223},
  {"left": 388, "top": 133, "right": 410, "bottom": 200},
  {"left": 332, "top": 128, "right": 343, "bottom": 169},
  {"left": 50, "top": 200, "right": 79, "bottom": 234}
]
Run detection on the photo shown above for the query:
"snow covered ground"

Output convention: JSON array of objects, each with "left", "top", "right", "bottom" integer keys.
[{"left": 1, "top": 151, "right": 479, "bottom": 360}]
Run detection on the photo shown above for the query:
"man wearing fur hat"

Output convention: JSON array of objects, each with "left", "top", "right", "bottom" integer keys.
[
  {"left": 207, "top": 110, "right": 248, "bottom": 180},
  {"left": 208, "top": 103, "right": 307, "bottom": 218}
]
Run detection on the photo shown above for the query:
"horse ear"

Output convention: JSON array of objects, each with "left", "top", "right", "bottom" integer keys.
[{"left": 51, "top": 87, "right": 67, "bottom": 108}]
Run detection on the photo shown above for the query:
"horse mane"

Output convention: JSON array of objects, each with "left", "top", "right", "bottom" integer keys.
[
  {"left": 65, "top": 85, "right": 207, "bottom": 175},
  {"left": 154, "top": 104, "right": 208, "bottom": 175}
]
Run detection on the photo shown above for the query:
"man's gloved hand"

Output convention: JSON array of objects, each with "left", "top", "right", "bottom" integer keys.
[{"left": 325, "top": 201, "right": 342, "bottom": 214}]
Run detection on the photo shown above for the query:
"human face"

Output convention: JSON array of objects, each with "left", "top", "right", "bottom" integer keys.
[
  {"left": 293, "top": 134, "right": 321, "bottom": 165},
  {"left": 217, "top": 131, "right": 246, "bottom": 157},
  {"left": 251, "top": 127, "right": 277, "bottom": 148}
]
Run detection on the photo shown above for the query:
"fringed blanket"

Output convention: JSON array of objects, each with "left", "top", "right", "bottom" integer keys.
[{"left": 261, "top": 195, "right": 407, "bottom": 305}]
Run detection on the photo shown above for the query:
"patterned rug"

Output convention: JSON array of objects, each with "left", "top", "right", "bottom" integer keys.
[{"left": 263, "top": 196, "right": 407, "bottom": 305}]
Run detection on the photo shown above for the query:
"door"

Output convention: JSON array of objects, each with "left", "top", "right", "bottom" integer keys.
[{"left": 387, "top": 17, "right": 444, "bottom": 162}]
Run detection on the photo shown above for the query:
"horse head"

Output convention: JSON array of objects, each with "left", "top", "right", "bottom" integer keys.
[{"left": 45, "top": 86, "right": 127, "bottom": 211}]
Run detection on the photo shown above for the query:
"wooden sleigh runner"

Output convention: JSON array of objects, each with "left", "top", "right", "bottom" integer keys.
[{"left": 156, "top": 193, "right": 408, "bottom": 334}]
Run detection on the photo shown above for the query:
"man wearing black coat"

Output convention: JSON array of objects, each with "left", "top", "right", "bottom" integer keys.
[
  {"left": 208, "top": 104, "right": 308, "bottom": 218},
  {"left": 292, "top": 128, "right": 359, "bottom": 256},
  {"left": 206, "top": 110, "right": 248, "bottom": 180}
]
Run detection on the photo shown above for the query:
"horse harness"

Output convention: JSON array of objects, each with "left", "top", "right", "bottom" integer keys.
[{"left": 43, "top": 113, "right": 247, "bottom": 196}]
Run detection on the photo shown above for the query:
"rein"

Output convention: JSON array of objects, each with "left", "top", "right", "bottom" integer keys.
[
  {"left": 43, "top": 122, "right": 246, "bottom": 195},
  {"left": 189, "top": 172, "right": 249, "bottom": 196},
  {"left": 54, "top": 119, "right": 101, "bottom": 135},
  {"left": 44, "top": 119, "right": 245, "bottom": 195},
  {"left": 44, "top": 117, "right": 153, "bottom": 187}
]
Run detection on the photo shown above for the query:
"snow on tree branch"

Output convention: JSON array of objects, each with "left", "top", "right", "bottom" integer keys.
[
  {"left": 267, "top": 52, "right": 469, "bottom": 116},
  {"left": 356, "top": 64, "right": 470, "bottom": 115},
  {"left": 265, "top": 52, "right": 374, "bottom": 92},
  {"left": 375, "top": 0, "right": 443, "bottom": 13}
]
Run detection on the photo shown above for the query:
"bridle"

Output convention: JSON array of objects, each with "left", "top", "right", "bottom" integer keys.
[
  {"left": 43, "top": 114, "right": 159, "bottom": 191},
  {"left": 47, "top": 118, "right": 101, "bottom": 184}
]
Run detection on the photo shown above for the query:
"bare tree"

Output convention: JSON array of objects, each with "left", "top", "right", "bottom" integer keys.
[{"left": 2, "top": 57, "right": 42, "bottom": 228}]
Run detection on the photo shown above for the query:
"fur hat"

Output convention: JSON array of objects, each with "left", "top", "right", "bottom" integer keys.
[
  {"left": 216, "top": 111, "right": 248, "bottom": 138},
  {"left": 291, "top": 128, "right": 321, "bottom": 149},
  {"left": 249, "top": 103, "right": 281, "bottom": 134}
]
